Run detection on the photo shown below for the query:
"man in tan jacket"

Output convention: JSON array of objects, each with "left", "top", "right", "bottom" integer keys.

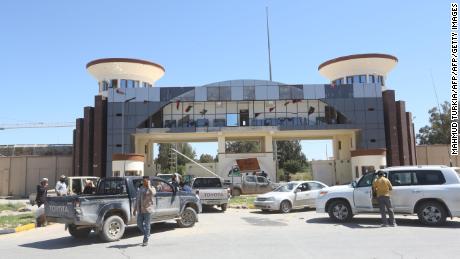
[
  {"left": 133, "top": 176, "right": 157, "bottom": 246},
  {"left": 372, "top": 171, "right": 396, "bottom": 227}
]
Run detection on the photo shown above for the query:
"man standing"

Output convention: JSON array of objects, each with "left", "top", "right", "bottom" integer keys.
[
  {"left": 372, "top": 171, "right": 396, "bottom": 227},
  {"left": 260, "top": 171, "right": 268, "bottom": 178},
  {"left": 55, "top": 175, "right": 68, "bottom": 196},
  {"left": 171, "top": 174, "right": 179, "bottom": 191},
  {"left": 35, "top": 178, "right": 48, "bottom": 227},
  {"left": 133, "top": 176, "right": 156, "bottom": 246}
]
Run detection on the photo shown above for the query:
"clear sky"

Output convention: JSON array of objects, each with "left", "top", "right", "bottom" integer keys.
[{"left": 0, "top": 1, "right": 450, "bottom": 160}]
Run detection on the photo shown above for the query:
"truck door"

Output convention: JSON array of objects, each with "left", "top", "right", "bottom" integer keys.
[
  {"left": 243, "top": 175, "right": 257, "bottom": 194},
  {"left": 152, "top": 180, "right": 180, "bottom": 218},
  {"left": 353, "top": 173, "right": 376, "bottom": 212},
  {"left": 256, "top": 176, "right": 271, "bottom": 194}
]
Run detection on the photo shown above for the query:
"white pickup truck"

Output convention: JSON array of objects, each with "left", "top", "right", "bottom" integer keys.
[
  {"left": 192, "top": 177, "right": 230, "bottom": 212},
  {"left": 316, "top": 166, "right": 460, "bottom": 226}
]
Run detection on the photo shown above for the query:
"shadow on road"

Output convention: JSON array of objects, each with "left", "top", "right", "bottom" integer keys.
[
  {"left": 201, "top": 206, "right": 225, "bottom": 214},
  {"left": 19, "top": 222, "right": 177, "bottom": 249},
  {"left": 241, "top": 217, "right": 288, "bottom": 226},
  {"left": 306, "top": 217, "right": 460, "bottom": 229},
  {"left": 250, "top": 207, "right": 315, "bottom": 215}
]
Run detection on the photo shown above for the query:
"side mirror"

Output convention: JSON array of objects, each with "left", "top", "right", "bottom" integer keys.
[
  {"left": 294, "top": 189, "right": 299, "bottom": 193},
  {"left": 351, "top": 181, "right": 357, "bottom": 188}
]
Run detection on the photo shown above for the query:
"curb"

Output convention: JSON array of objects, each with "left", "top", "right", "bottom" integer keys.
[{"left": 0, "top": 223, "right": 35, "bottom": 235}]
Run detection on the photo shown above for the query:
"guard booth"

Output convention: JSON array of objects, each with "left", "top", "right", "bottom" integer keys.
[{"left": 112, "top": 153, "right": 144, "bottom": 177}]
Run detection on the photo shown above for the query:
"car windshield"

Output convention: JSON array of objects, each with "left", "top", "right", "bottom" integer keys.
[{"left": 273, "top": 183, "right": 297, "bottom": 192}]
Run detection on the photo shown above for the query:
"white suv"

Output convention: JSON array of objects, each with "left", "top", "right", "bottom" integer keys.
[{"left": 316, "top": 166, "right": 460, "bottom": 226}]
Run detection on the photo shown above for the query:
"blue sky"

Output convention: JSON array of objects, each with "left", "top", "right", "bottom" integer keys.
[{"left": 0, "top": 1, "right": 450, "bottom": 160}]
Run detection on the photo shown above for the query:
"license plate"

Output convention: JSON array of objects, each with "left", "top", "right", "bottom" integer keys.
[
  {"left": 204, "top": 200, "right": 221, "bottom": 205},
  {"left": 48, "top": 205, "right": 71, "bottom": 217}
]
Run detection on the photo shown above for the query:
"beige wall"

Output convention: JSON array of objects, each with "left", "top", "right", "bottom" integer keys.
[
  {"left": 0, "top": 155, "right": 72, "bottom": 197},
  {"left": 416, "top": 145, "right": 460, "bottom": 166}
]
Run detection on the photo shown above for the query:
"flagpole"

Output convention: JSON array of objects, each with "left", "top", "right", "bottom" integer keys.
[{"left": 266, "top": 6, "right": 273, "bottom": 81}]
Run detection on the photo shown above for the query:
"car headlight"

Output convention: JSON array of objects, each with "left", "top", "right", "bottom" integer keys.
[
  {"left": 266, "top": 197, "right": 275, "bottom": 201},
  {"left": 318, "top": 191, "right": 328, "bottom": 197}
]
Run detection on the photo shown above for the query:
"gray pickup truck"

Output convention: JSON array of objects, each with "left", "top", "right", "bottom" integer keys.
[
  {"left": 225, "top": 175, "right": 279, "bottom": 196},
  {"left": 45, "top": 176, "right": 202, "bottom": 242}
]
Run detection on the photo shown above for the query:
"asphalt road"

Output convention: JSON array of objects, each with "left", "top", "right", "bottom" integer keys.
[{"left": 1, "top": 208, "right": 460, "bottom": 259}]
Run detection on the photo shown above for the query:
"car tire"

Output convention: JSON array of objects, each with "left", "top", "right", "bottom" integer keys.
[
  {"left": 328, "top": 200, "right": 353, "bottom": 222},
  {"left": 68, "top": 224, "right": 91, "bottom": 239},
  {"left": 232, "top": 188, "right": 241, "bottom": 196},
  {"left": 221, "top": 204, "right": 227, "bottom": 212},
  {"left": 177, "top": 207, "right": 197, "bottom": 228},
  {"left": 279, "top": 200, "right": 292, "bottom": 213},
  {"left": 417, "top": 201, "right": 447, "bottom": 226},
  {"left": 99, "top": 215, "right": 125, "bottom": 242}
]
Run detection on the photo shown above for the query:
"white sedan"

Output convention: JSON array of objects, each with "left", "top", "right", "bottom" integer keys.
[{"left": 253, "top": 181, "right": 328, "bottom": 213}]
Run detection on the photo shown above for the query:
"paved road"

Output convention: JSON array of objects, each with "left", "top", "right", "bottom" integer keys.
[{"left": 1, "top": 208, "right": 459, "bottom": 259}]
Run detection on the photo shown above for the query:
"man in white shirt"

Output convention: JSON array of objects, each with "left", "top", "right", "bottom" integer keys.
[{"left": 55, "top": 175, "right": 68, "bottom": 196}]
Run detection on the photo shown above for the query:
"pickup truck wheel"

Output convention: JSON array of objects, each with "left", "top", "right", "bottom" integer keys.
[
  {"left": 100, "top": 215, "right": 125, "bottom": 242},
  {"left": 221, "top": 204, "right": 227, "bottom": 212},
  {"left": 328, "top": 200, "right": 353, "bottom": 222},
  {"left": 417, "top": 201, "right": 447, "bottom": 226},
  {"left": 279, "top": 200, "right": 292, "bottom": 213},
  {"left": 68, "top": 224, "right": 91, "bottom": 239},
  {"left": 232, "top": 188, "right": 241, "bottom": 196},
  {"left": 177, "top": 207, "right": 197, "bottom": 228}
]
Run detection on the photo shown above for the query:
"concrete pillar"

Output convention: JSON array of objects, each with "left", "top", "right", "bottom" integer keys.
[
  {"left": 218, "top": 135, "right": 226, "bottom": 154},
  {"left": 332, "top": 136, "right": 339, "bottom": 160},
  {"left": 264, "top": 135, "right": 273, "bottom": 153},
  {"left": 145, "top": 141, "right": 155, "bottom": 176}
]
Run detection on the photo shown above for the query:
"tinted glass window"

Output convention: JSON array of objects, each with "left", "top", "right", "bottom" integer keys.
[
  {"left": 246, "top": 176, "right": 256, "bottom": 182},
  {"left": 207, "top": 87, "right": 219, "bottom": 100},
  {"left": 359, "top": 75, "right": 367, "bottom": 83},
  {"left": 220, "top": 87, "right": 231, "bottom": 100},
  {"left": 346, "top": 76, "right": 353, "bottom": 84},
  {"left": 243, "top": 86, "right": 255, "bottom": 100},
  {"left": 369, "top": 75, "right": 375, "bottom": 83},
  {"left": 414, "top": 171, "right": 446, "bottom": 185},
  {"left": 192, "top": 178, "right": 222, "bottom": 188},
  {"left": 97, "top": 179, "right": 127, "bottom": 195},
  {"left": 279, "top": 85, "right": 291, "bottom": 99},
  {"left": 389, "top": 171, "right": 412, "bottom": 186},
  {"left": 357, "top": 173, "right": 376, "bottom": 187},
  {"left": 256, "top": 176, "right": 268, "bottom": 184},
  {"left": 297, "top": 183, "right": 310, "bottom": 192},
  {"left": 308, "top": 182, "right": 325, "bottom": 190}
]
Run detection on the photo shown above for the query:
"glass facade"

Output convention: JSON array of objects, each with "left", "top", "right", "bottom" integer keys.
[
  {"left": 153, "top": 98, "right": 351, "bottom": 129},
  {"left": 333, "top": 75, "right": 383, "bottom": 86}
]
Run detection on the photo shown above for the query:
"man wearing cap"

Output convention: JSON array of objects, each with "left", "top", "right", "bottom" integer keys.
[
  {"left": 372, "top": 171, "right": 396, "bottom": 227},
  {"left": 55, "top": 175, "right": 68, "bottom": 196},
  {"left": 35, "top": 178, "right": 48, "bottom": 227}
]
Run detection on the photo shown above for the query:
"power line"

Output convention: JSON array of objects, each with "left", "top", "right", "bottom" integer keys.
[{"left": 0, "top": 122, "right": 75, "bottom": 130}]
